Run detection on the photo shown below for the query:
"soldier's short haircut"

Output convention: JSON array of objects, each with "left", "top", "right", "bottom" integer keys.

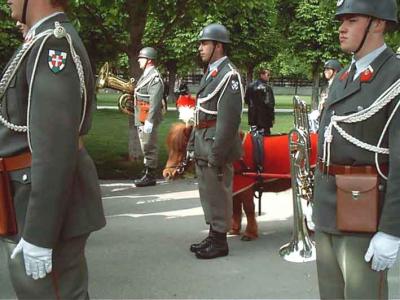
[{"left": 50, "top": 0, "right": 69, "bottom": 9}]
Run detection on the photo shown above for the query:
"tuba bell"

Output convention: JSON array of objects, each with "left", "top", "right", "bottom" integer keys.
[
  {"left": 279, "top": 96, "right": 316, "bottom": 263},
  {"left": 96, "top": 62, "right": 136, "bottom": 115}
]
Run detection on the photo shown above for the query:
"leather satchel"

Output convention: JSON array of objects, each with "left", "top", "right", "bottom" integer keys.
[
  {"left": 0, "top": 158, "right": 17, "bottom": 236},
  {"left": 336, "top": 173, "right": 379, "bottom": 233}
]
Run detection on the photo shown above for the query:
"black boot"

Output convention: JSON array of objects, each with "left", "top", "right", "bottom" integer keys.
[
  {"left": 134, "top": 167, "right": 156, "bottom": 187},
  {"left": 195, "top": 230, "right": 229, "bottom": 259},
  {"left": 190, "top": 228, "right": 212, "bottom": 253}
]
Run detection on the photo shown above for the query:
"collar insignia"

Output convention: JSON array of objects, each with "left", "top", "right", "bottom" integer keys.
[{"left": 360, "top": 66, "right": 374, "bottom": 82}]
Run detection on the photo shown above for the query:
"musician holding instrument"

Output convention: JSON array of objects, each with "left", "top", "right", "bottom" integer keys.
[
  {"left": 133, "top": 47, "right": 164, "bottom": 187},
  {"left": 187, "top": 24, "right": 243, "bottom": 259},
  {"left": 0, "top": 0, "right": 106, "bottom": 298},
  {"left": 313, "top": 0, "right": 400, "bottom": 298}
]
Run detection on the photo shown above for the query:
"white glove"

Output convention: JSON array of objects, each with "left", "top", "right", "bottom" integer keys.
[
  {"left": 364, "top": 231, "right": 400, "bottom": 271},
  {"left": 142, "top": 120, "right": 153, "bottom": 134},
  {"left": 11, "top": 238, "right": 53, "bottom": 280}
]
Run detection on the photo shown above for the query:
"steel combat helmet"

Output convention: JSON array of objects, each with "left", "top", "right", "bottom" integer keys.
[
  {"left": 335, "top": 0, "right": 398, "bottom": 23},
  {"left": 324, "top": 59, "right": 342, "bottom": 72},
  {"left": 138, "top": 47, "right": 157, "bottom": 60},
  {"left": 198, "top": 23, "right": 231, "bottom": 44}
]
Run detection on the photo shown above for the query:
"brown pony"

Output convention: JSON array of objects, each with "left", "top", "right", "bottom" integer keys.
[{"left": 163, "top": 122, "right": 318, "bottom": 241}]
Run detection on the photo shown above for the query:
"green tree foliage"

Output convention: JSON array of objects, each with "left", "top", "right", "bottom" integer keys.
[
  {"left": 0, "top": 3, "right": 21, "bottom": 71},
  {"left": 288, "top": 0, "right": 343, "bottom": 108}
]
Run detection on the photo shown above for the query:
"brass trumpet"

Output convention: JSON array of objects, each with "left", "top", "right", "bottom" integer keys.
[{"left": 96, "top": 62, "right": 136, "bottom": 115}]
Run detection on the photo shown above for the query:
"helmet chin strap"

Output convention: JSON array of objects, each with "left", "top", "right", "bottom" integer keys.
[
  {"left": 205, "top": 42, "right": 217, "bottom": 68},
  {"left": 21, "top": 0, "right": 29, "bottom": 24},
  {"left": 353, "top": 18, "right": 373, "bottom": 55}
]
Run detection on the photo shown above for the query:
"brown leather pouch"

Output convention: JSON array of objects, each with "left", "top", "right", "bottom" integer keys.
[
  {"left": 137, "top": 100, "right": 150, "bottom": 123},
  {"left": 336, "top": 173, "right": 379, "bottom": 233},
  {"left": 0, "top": 158, "right": 17, "bottom": 236}
]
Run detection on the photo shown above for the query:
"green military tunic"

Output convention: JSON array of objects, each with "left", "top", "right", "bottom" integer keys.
[
  {"left": 134, "top": 66, "right": 164, "bottom": 169},
  {"left": 313, "top": 47, "right": 400, "bottom": 299},
  {"left": 0, "top": 13, "right": 105, "bottom": 298},
  {"left": 188, "top": 57, "right": 243, "bottom": 233}
]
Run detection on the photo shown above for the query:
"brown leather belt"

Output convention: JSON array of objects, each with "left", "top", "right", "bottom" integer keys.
[
  {"left": 0, "top": 152, "right": 31, "bottom": 172},
  {"left": 0, "top": 137, "right": 84, "bottom": 172},
  {"left": 195, "top": 119, "right": 217, "bottom": 129},
  {"left": 317, "top": 160, "right": 387, "bottom": 176}
]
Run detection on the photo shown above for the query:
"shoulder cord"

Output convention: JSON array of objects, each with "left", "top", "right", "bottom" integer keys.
[
  {"left": 134, "top": 72, "right": 159, "bottom": 94},
  {"left": 195, "top": 64, "right": 244, "bottom": 123},
  {"left": 0, "top": 22, "right": 87, "bottom": 152},
  {"left": 323, "top": 78, "right": 400, "bottom": 179}
]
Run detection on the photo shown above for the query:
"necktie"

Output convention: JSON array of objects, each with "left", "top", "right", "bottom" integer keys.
[{"left": 345, "top": 63, "right": 357, "bottom": 88}]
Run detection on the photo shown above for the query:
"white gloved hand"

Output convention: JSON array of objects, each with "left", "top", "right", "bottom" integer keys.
[
  {"left": 11, "top": 238, "right": 52, "bottom": 280},
  {"left": 142, "top": 120, "right": 153, "bottom": 134},
  {"left": 365, "top": 231, "right": 400, "bottom": 271}
]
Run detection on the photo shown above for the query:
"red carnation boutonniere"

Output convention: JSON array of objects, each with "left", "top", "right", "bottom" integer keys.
[
  {"left": 210, "top": 68, "right": 218, "bottom": 78},
  {"left": 360, "top": 66, "right": 374, "bottom": 82}
]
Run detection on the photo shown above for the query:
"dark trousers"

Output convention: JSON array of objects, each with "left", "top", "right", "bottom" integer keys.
[
  {"left": 315, "top": 231, "right": 388, "bottom": 299},
  {"left": 2, "top": 234, "right": 90, "bottom": 299}
]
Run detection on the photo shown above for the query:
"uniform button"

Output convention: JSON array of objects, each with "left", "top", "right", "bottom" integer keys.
[
  {"left": 357, "top": 106, "right": 363, "bottom": 111},
  {"left": 331, "top": 110, "right": 335, "bottom": 116},
  {"left": 22, "top": 174, "right": 28, "bottom": 182},
  {"left": 378, "top": 184, "right": 385, "bottom": 192}
]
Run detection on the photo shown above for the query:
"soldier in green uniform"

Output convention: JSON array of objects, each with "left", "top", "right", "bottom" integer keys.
[
  {"left": 133, "top": 47, "right": 164, "bottom": 187},
  {"left": 187, "top": 24, "right": 243, "bottom": 259},
  {"left": 313, "top": 0, "right": 400, "bottom": 298},
  {"left": 1, "top": 0, "right": 106, "bottom": 298}
]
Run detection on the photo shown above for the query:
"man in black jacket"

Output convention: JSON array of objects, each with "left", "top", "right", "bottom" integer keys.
[{"left": 245, "top": 69, "right": 275, "bottom": 135}]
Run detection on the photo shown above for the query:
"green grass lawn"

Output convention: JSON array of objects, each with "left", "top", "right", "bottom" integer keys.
[
  {"left": 96, "top": 92, "right": 311, "bottom": 109},
  {"left": 85, "top": 108, "right": 295, "bottom": 179}
]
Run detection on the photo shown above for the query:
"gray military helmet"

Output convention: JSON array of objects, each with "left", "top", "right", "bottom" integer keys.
[
  {"left": 324, "top": 59, "right": 342, "bottom": 72},
  {"left": 335, "top": 0, "right": 398, "bottom": 23},
  {"left": 198, "top": 23, "right": 231, "bottom": 44},
  {"left": 138, "top": 47, "right": 157, "bottom": 60}
]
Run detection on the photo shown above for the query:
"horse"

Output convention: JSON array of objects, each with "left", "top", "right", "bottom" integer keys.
[{"left": 163, "top": 121, "right": 318, "bottom": 241}]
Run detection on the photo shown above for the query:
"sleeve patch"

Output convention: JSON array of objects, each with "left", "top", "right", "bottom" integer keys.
[
  {"left": 48, "top": 50, "right": 67, "bottom": 73},
  {"left": 229, "top": 79, "right": 240, "bottom": 93}
]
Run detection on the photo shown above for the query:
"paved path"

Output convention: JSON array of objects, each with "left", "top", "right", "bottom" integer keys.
[{"left": 1, "top": 178, "right": 399, "bottom": 299}]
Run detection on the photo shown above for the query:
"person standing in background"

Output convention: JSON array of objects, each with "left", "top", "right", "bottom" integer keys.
[{"left": 133, "top": 47, "right": 164, "bottom": 187}]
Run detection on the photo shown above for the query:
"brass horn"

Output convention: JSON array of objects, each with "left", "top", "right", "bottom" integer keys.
[
  {"left": 96, "top": 62, "right": 136, "bottom": 115},
  {"left": 279, "top": 96, "right": 316, "bottom": 263}
]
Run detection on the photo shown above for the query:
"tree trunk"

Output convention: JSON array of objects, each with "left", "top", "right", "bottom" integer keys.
[
  {"left": 166, "top": 60, "right": 177, "bottom": 102},
  {"left": 311, "top": 64, "right": 321, "bottom": 110},
  {"left": 125, "top": 0, "right": 149, "bottom": 161},
  {"left": 246, "top": 65, "right": 255, "bottom": 85}
]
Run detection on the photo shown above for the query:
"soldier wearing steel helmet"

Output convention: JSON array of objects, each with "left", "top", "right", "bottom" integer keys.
[
  {"left": 133, "top": 46, "right": 164, "bottom": 187},
  {"left": 1, "top": 0, "right": 106, "bottom": 298},
  {"left": 187, "top": 23, "right": 243, "bottom": 259},
  {"left": 313, "top": 0, "right": 400, "bottom": 298},
  {"left": 319, "top": 59, "right": 342, "bottom": 112}
]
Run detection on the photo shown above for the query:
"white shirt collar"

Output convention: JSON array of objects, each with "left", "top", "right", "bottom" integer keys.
[
  {"left": 352, "top": 43, "right": 387, "bottom": 79},
  {"left": 25, "top": 11, "right": 64, "bottom": 41}
]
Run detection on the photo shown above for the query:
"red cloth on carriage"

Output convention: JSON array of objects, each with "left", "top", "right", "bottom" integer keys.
[{"left": 232, "top": 132, "right": 318, "bottom": 195}]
